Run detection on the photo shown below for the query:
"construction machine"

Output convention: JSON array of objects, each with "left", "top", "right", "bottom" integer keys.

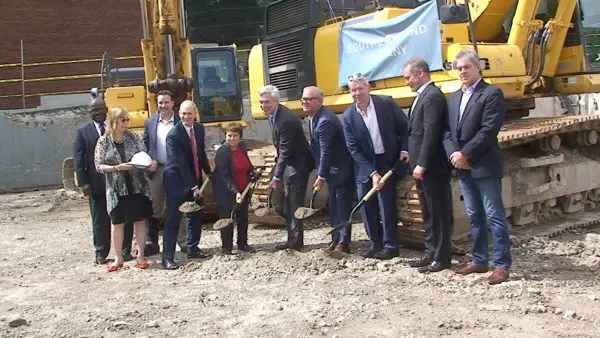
[
  {"left": 246, "top": 0, "right": 600, "bottom": 246},
  {"left": 62, "top": 0, "right": 251, "bottom": 218}
]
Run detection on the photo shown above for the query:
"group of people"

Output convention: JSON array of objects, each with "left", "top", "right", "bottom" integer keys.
[
  {"left": 73, "top": 92, "right": 255, "bottom": 271},
  {"left": 262, "top": 49, "right": 511, "bottom": 285},
  {"left": 73, "top": 48, "right": 512, "bottom": 284}
]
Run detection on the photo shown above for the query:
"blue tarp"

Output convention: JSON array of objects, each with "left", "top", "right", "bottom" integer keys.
[{"left": 338, "top": 0, "right": 443, "bottom": 85}]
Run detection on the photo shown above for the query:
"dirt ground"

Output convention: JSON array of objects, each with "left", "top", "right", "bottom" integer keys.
[{"left": 0, "top": 189, "right": 599, "bottom": 338}]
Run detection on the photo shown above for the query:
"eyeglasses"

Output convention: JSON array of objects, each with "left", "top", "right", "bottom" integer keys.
[
  {"left": 300, "top": 97, "right": 318, "bottom": 103},
  {"left": 120, "top": 117, "right": 130, "bottom": 123}
]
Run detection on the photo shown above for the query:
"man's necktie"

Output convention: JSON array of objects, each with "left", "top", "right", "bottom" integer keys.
[
  {"left": 99, "top": 122, "right": 105, "bottom": 136},
  {"left": 189, "top": 127, "right": 201, "bottom": 180}
]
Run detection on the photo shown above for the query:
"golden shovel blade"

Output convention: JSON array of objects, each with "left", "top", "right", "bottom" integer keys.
[
  {"left": 178, "top": 201, "right": 204, "bottom": 213},
  {"left": 294, "top": 207, "right": 319, "bottom": 220},
  {"left": 213, "top": 218, "right": 234, "bottom": 230}
]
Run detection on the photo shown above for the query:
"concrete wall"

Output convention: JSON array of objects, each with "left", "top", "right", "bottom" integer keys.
[{"left": 0, "top": 106, "right": 89, "bottom": 191}]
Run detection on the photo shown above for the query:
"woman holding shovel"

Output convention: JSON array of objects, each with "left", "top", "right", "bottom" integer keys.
[{"left": 212, "top": 122, "right": 258, "bottom": 255}]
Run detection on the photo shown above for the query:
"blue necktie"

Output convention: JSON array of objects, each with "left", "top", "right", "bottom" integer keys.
[{"left": 99, "top": 122, "right": 106, "bottom": 136}]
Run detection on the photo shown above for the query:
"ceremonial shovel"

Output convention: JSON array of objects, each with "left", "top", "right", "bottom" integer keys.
[
  {"left": 213, "top": 168, "right": 263, "bottom": 230},
  {"left": 294, "top": 186, "right": 321, "bottom": 220},
  {"left": 178, "top": 172, "right": 213, "bottom": 213},
  {"left": 326, "top": 165, "right": 399, "bottom": 236}
]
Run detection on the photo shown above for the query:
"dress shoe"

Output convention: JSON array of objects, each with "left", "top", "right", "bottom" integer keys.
[
  {"left": 488, "top": 268, "right": 509, "bottom": 285},
  {"left": 144, "top": 243, "right": 160, "bottom": 256},
  {"left": 362, "top": 248, "right": 379, "bottom": 258},
  {"left": 418, "top": 261, "right": 451, "bottom": 273},
  {"left": 238, "top": 244, "right": 256, "bottom": 253},
  {"left": 187, "top": 249, "right": 210, "bottom": 259},
  {"left": 275, "top": 243, "right": 290, "bottom": 250},
  {"left": 373, "top": 248, "right": 398, "bottom": 260},
  {"left": 122, "top": 252, "right": 135, "bottom": 262},
  {"left": 221, "top": 248, "right": 233, "bottom": 255},
  {"left": 454, "top": 262, "right": 489, "bottom": 275},
  {"left": 94, "top": 254, "right": 109, "bottom": 265},
  {"left": 162, "top": 259, "right": 179, "bottom": 270},
  {"left": 327, "top": 241, "right": 336, "bottom": 251},
  {"left": 408, "top": 256, "right": 433, "bottom": 268},
  {"left": 334, "top": 244, "right": 351, "bottom": 254}
]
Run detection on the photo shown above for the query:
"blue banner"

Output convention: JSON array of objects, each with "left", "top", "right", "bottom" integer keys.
[{"left": 338, "top": 0, "right": 443, "bottom": 85}]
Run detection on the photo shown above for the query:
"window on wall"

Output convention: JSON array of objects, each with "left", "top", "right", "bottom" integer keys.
[{"left": 580, "top": 0, "right": 600, "bottom": 67}]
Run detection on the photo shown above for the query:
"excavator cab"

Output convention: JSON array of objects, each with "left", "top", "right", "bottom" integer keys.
[{"left": 191, "top": 45, "right": 244, "bottom": 123}]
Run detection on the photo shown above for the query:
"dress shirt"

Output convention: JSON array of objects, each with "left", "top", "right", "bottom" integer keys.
[
  {"left": 410, "top": 80, "right": 433, "bottom": 113},
  {"left": 93, "top": 121, "right": 105, "bottom": 137},
  {"left": 156, "top": 113, "right": 175, "bottom": 164},
  {"left": 459, "top": 78, "right": 482, "bottom": 121},
  {"left": 357, "top": 97, "right": 385, "bottom": 155}
]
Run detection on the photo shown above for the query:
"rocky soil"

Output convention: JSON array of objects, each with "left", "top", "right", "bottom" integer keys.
[{"left": 0, "top": 189, "right": 599, "bottom": 337}]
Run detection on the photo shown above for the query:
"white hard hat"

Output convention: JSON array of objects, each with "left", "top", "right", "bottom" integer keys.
[{"left": 130, "top": 151, "right": 152, "bottom": 168}]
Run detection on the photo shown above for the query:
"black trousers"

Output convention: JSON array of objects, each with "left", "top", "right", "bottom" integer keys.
[
  {"left": 282, "top": 169, "right": 309, "bottom": 248},
  {"left": 89, "top": 194, "right": 133, "bottom": 258},
  {"left": 218, "top": 197, "right": 250, "bottom": 251},
  {"left": 415, "top": 174, "right": 452, "bottom": 263}
]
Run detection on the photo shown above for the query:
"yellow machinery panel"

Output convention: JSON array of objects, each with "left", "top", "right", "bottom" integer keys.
[
  {"left": 104, "top": 86, "right": 148, "bottom": 129},
  {"left": 248, "top": 44, "right": 266, "bottom": 120}
]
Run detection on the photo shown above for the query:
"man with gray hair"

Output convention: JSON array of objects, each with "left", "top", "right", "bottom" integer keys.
[
  {"left": 403, "top": 57, "right": 452, "bottom": 273},
  {"left": 341, "top": 74, "right": 409, "bottom": 260},
  {"left": 260, "top": 85, "right": 315, "bottom": 250},
  {"left": 443, "top": 49, "right": 511, "bottom": 284}
]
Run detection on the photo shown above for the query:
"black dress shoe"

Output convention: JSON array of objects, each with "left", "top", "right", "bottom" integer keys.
[
  {"left": 238, "top": 244, "right": 256, "bottom": 253},
  {"left": 373, "top": 248, "right": 398, "bottom": 260},
  {"left": 144, "top": 243, "right": 160, "bottom": 256},
  {"left": 188, "top": 249, "right": 210, "bottom": 259},
  {"left": 221, "top": 248, "right": 233, "bottom": 255},
  {"left": 275, "top": 243, "right": 289, "bottom": 250},
  {"left": 94, "top": 254, "right": 109, "bottom": 265},
  {"left": 122, "top": 252, "right": 135, "bottom": 262},
  {"left": 162, "top": 259, "right": 179, "bottom": 270},
  {"left": 418, "top": 261, "right": 451, "bottom": 273},
  {"left": 362, "top": 248, "right": 379, "bottom": 258},
  {"left": 409, "top": 256, "right": 433, "bottom": 268}
]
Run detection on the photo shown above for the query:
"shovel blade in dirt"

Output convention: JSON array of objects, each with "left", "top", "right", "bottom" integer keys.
[
  {"left": 294, "top": 187, "right": 320, "bottom": 220},
  {"left": 178, "top": 201, "right": 204, "bottom": 213}
]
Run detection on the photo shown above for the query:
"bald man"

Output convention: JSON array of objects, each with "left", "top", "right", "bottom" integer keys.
[
  {"left": 302, "top": 86, "right": 354, "bottom": 252},
  {"left": 161, "top": 100, "right": 212, "bottom": 270},
  {"left": 73, "top": 98, "right": 134, "bottom": 264}
]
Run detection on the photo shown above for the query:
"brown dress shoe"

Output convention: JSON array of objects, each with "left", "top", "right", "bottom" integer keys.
[
  {"left": 488, "top": 268, "right": 509, "bottom": 285},
  {"left": 454, "top": 262, "right": 489, "bottom": 275},
  {"left": 334, "top": 244, "right": 350, "bottom": 254}
]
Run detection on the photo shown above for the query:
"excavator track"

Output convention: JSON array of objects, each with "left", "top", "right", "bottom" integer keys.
[{"left": 397, "top": 114, "right": 600, "bottom": 250}]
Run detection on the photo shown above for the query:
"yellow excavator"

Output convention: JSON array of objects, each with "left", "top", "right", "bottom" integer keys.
[
  {"left": 246, "top": 0, "right": 600, "bottom": 246},
  {"left": 62, "top": 0, "right": 250, "bottom": 218}
]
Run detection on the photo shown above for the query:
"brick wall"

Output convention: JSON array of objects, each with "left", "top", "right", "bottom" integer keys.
[{"left": 0, "top": 0, "right": 143, "bottom": 109}]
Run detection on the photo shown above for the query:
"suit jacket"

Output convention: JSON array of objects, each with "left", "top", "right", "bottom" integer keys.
[
  {"left": 143, "top": 112, "right": 181, "bottom": 161},
  {"left": 443, "top": 80, "right": 506, "bottom": 179},
  {"left": 212, "top": 140, "right": 254, "bottom": 211},
  {"left": 73, "top": 121, "right": 105, "bottom": 195},
  {"left": 165, "top": 121, "right": 211, "bottom": 200},
  {"left": 342, "top": 95, "right": 409, "bottom": 183},
  {"left": 309, "top": 106, "right": 352, "bottom": 186},
  {"left": 271, "top": 104, "right": 315, "bottom": 179},
  {"left": 408, "top": 82, "right": 451, "bottom": 176}
]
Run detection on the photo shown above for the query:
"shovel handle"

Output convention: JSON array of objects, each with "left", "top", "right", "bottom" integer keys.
[
  {"left": 309, "top": 186, "right": 319, "bottom": 208},
  {"left": 362, "top": 168, "right": 395, "bottom": 201}
]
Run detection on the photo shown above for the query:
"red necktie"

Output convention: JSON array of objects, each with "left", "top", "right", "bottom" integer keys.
[{"left": 189, "top": 127, "right": 200, "bottom": 180}]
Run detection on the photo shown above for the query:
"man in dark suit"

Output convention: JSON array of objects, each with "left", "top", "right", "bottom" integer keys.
[
  {"left": 443, "top": 49, "right": 511, "bottom": 285},
  {"left": 404, "top": 58, "right": 453, "bottom": 273},
  {"left": 162, "top": 100, "right": 212, "bottom": 270},
  {"left": 302, "top": 85, "right": 354, "bottom": 253},
  {"left": 342, "top": 74, "right": 409, "bottom": 260},
  {"left": 143, "top": 90, "right": 181, "bottom": 256},
  {"left": 260, "top": 85, "right": 315, "bottom": 250},
  {"left": 72, "top": 97, "right": 133, "bottom": 264}
]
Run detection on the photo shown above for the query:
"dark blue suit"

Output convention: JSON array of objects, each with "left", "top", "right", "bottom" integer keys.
[
  {"left": 162, "top": 121, "right": 211, "bottom": 261},
  {"left": 342, "top": 95, "right": 408, "bottom": 251},
  {"left": 72, "top": 121, "right": 132, "bottom": 258},
  {"left": 443, "top": 80, "right": 512, "bottom": 269},
  {"left": 309, "top": 106, "right": 354, "bottom": 246}
]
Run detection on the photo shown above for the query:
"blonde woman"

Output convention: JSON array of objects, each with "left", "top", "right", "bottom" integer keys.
[{"left": 95, "top": 106, "right": 154, "bottom": 271}]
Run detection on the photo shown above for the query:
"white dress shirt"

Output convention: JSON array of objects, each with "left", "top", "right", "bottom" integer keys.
[
  {"left": 357, "top": 97, "right": 385, "bottom": 155},
  {"left": 93, "top": 121, "right": 104, "bottom": 137},
  {"left": 459, "top": 78, "right": 482, "bottom": 121},
  {"left": 156, "top": 114, "right": 175, "bottom": 164},
  {"left": 410, "top": 80, "right": 433, "bottom": 112}
]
